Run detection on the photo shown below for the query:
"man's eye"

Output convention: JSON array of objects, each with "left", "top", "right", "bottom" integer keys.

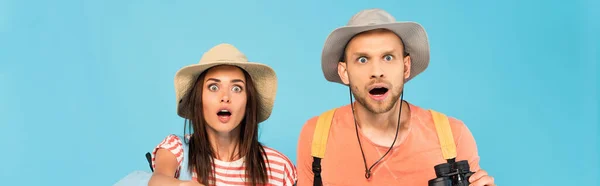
[
  {"left": 209, "top": 84, "right": 219, "bottom": 91},
  {"left": 358, "top": 57, "right": 368, "bottom": 63},
  {"left": 384, "top": 55, "right": 394, "bottom": 61}
]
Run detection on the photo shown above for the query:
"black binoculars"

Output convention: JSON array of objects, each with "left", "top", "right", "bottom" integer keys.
[{"left": 428, "top": 159, "right": 474, "bottom": 186}]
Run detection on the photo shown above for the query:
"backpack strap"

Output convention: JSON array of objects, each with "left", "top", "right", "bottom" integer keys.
[
  {"left": 429, "top": 110, "right": 457, "bottom": 161},
  {"left": 145, "top": 152, "right": 154, "bottom": 172},
  {"left": 177, "top": 135, "right": 193, "bottom": 180},
  {"left": 310, "top": 108, "right": 337, "bottom": 186},
  {"left": 308, "top": 108, "right": 456, "bottom": 185}
]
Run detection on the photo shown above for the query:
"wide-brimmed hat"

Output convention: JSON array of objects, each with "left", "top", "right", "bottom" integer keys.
[
  {"left": 321, "top": 8, "right": 430, "bottom": 84},
  {"left": 174, "top": 43, "right": 277, "bottom": 123}
]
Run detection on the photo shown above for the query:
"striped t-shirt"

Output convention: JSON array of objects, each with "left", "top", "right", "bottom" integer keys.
[{"left": 151, "top": 134, "right": 297, "bottom": 186}]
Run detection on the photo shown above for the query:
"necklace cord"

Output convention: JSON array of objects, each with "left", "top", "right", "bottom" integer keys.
[{"left": 349, "top": 87, "right": 404, "bottom": 179}]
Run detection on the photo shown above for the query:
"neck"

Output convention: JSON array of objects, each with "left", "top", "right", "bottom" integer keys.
[
  {"left": 354, "top": 100, "right": 410, "bottom": 141},
  {"left": 207, "top": 127, "right": 241, "bottom": 162},
  {"left": 355, "top": 100, "right": 411, "bottom": 131}
]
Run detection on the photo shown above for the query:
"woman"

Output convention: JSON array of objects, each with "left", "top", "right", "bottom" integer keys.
[{"left": 149, "top": 43, "right": 297, "bottom": 186}]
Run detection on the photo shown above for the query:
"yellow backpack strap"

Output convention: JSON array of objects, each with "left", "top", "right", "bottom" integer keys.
[
  {"left": 310, "top": 108, "right": 336, "bottom": 186},
  {"left": 430, "top": 109, "right": 457, "bottom": 160},
  {"left": 311, "top": 108, "right": 337, "bottom": 158}
]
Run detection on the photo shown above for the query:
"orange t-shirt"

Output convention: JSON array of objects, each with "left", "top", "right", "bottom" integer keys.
[{"left": 296, "top": 102, "right": 481, "bottom": 186}]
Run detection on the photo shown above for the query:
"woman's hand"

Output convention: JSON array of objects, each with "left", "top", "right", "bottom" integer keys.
[{"left": 179, "top": 181, "right": 205, "bottom": 186}]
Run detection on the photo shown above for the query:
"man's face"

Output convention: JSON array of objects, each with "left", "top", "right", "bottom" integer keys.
[{"left": 337, "top": 29, "right": 411, "bottom": 114}]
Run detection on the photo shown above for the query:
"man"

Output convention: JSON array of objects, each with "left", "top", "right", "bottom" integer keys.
[{"left": 296, "top": 9, "right": 495, "bottom": 186}]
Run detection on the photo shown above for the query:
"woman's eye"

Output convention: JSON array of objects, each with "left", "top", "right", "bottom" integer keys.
[
  {"left": 209, "top": 84, "right": 219, "bottom": 91},
  {"left": 358, "top": 57, "right": 368, "bottom": 63},
  {"left": 232, "top": 86, "right": 242, "bottom": 92},
  {"left": 384, "top": 55, "right": 394, "bottom": 61}
]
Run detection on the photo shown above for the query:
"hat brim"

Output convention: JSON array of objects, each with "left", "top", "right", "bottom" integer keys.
[
  {"left": 174, "top": 61, "right": 277, "bottom": 123},
  {"left": 321, "top": 22, "right": 430, "bottom": 84}
]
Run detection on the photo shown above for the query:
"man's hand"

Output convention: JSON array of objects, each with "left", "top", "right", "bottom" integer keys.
[{"left": 468, "top": 169, "right": 495, "bottom": 186}]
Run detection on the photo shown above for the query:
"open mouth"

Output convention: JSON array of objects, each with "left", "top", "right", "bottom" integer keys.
[
  {"left": 369, "top": 87, "right": 389, "bottom": 96},
  {"left": 217, "top": 110, "right": 231, "bottom": 117}
]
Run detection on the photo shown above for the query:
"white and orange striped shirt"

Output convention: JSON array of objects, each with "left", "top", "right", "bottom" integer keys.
[{"left": 151, "top": 135, "right": 297, "bottom": 186}]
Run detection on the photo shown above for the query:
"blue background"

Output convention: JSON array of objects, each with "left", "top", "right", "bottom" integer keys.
[{"left": 0, "top": 0, "right": 597, "bottom": 185}]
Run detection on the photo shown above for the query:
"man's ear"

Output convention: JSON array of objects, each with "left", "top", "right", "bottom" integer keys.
[
  {"left": 404, "top": 55, "right": 412, "bottom": 81},
  {"left": 337, "top": 62, "right": 350, "bottom": 85}
]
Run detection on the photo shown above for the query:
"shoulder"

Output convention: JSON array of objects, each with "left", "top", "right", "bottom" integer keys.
[
  {"left": 263, "top": 146, "right": 295, "bottom": 168},
  {"left": 263, "top": 146, "right": 298, "bottom": 185},
  {"left": 431, "top": 110, "right": 472, "bottom": 141},
  {"left": 447, "top": 116, "right": 470, "bottom": 135},
  {"left": 152, "top": 134, "right": 186, "bottom": 169},
  {"left": 415, "top": 107, "right": 481, "bottom": 170},
  {"left": 298, "top": 104, "right": 352, "bottom": 139},
  {"left": 298, "top": 116, "right": 319, "bottom": 141},
  {"left": 410, "top": 103, "right": 463, "bottom": 129},
  {"left": 445, "top": 116, "right": 477, "bottom": 151},
  {"left": 413, "top": 104, "right": 474, "bottom": 144},
  {"left": 263, "top": 145, "right": 298, "bottom": 184},
  {"left": 155, "top": 134, "right": 185, "bottom": 148}
]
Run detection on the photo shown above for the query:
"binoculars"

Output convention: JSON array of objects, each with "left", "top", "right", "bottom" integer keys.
[{"left": 428, "top": 159, "right": 474, "bottom": 186}]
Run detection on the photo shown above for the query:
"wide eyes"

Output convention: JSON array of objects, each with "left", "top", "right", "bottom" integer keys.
[
  {"left": 383, "top": 54, "right": 394, "bottom": 61},
  {"left": 356, "top": 54, "right": 395, "bottom": 63},
  {"left": 209, "top": 84, "right": 219, "bottom": 91},
  {"left": 358, "top": 56, "right": 368, "bottom": 63},
  {"left": 231, "top": 86, "right": 242, "bottom": 92},
  {"left": 208, "top": 84, "right": 243, "bottom": 93}
]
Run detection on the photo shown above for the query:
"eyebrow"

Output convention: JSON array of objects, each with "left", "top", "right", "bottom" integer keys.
[
  {"left": 350, "top": 52, "right": 370, "bottom": 58},
  {"left": 206, "top": 78, "right": 245, "bottom": 84},
  {"left": 231, "top": 79, "right": 245, "bottom": 84},
  {"left": 349, "top": 49, "right": 397, "bottom": 57},
  {"left": 206, "top": 78, "right": 221, "bottom": 83}
]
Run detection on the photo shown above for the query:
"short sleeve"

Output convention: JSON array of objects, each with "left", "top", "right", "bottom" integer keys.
[
  {"left": 151, "top": 135, "right": 185, "bottom": 173},
  {"left": 263, "top": 146, "right": 299, "bottom": 186},
  {"left": 449, "top": 118, "right": 481, "bottom": 172},
  {"left": 296, "top": 116, "right": 318, "bottom": 185},
  {"left": 283, "top": 156, "right": 298, "bottom": 186}
]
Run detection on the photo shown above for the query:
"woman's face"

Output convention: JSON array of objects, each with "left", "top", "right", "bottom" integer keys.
[{"left": 201, "top": 65, "right": 247, "bottom": 136}]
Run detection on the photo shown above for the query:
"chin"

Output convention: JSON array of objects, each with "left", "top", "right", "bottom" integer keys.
[
  {"left": 207, "top": 123, "right": 239, "bottom": 134},
  {"left": 365, "top": 101, "right": 396, "bottom": 113}
]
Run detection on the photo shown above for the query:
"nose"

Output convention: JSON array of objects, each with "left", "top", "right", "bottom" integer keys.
[
  {"left": 220, "top": 95, "right": 230, "bottom": 103},
  {"left": 370, "top": 61, "right": 385, "bottom": 79}
]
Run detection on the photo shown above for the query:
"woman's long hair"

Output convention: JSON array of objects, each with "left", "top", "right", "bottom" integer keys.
[{"left": 183, "top": 66, "right": 268, "bottom": 185}]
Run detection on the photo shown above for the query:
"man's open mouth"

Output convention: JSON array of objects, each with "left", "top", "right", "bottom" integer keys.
[{"left": 369, "top": 87, "right": 389, "bottom": 96}]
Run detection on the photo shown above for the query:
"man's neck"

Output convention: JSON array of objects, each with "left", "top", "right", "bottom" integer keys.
[
  {"left": 354, "top": 100, "right": 411, "bottom": 146},
  {"left": 208, "top": 127, "right": 240, "bottom": 162},
  {"left": 356, "top": 100, "right": 410, "bottom": 129}
]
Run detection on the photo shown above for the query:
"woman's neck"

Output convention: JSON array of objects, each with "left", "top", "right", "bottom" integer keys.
[{"left": 207, "top": 127, "right": 241, "bottom": 162}]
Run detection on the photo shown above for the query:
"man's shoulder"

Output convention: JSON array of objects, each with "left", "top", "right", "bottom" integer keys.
[
  {"left": 432, "top": 110, "right": 467, "bottom": 131},
  {"left": 413, "top": 104, "right": 471, "bottom": 139},
  {"left": 302, "top": 104, "right": 351, "bottom": 124},
  {"left": 298, "top": 104, "right": 352, "bottom": 139}
]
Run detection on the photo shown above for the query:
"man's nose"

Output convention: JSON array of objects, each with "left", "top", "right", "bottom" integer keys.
[{"left": 370, "top": 61, "right": 385, "bottom": 79}]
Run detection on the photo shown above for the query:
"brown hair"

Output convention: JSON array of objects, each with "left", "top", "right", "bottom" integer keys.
[{"left": 183, "top": 66, "right": 269, "bottom": 185}]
